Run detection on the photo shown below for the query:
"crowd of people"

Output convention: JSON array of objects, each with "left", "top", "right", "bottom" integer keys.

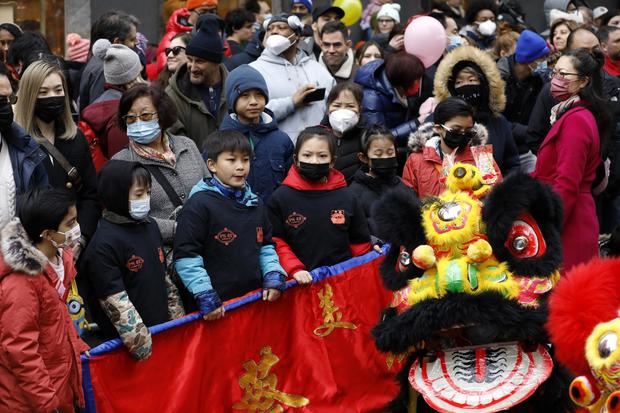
[{"left": 0, "top": 0, "right": 619, "bottom": 410}]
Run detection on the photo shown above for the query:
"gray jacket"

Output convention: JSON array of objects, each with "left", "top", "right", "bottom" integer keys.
[{"left": 112, "top": 131, "right": 210, "bottom": 243}]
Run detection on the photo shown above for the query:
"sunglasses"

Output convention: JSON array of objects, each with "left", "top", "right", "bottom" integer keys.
[{"left": 165, "top": 46, "right": 186, "bottom": 56}]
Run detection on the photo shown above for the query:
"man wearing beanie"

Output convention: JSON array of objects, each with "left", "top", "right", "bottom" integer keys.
[
  {"left": 300, "top": 2, "right": 344, "bottom": 60},
  {"left": 250, "top": 13, "right": 335, "bottom": 142},
  {"left": 187, "top": 0, "right": 218, "bottom": 25},
  {"left": 219, "top": 64, "right": 293, "bottom": 201},
  {"left": 292, "top": 0, "right": 313, "bottom": 25},
  {"left": 497, "top": 29, "right": 549, "bottom": 173},
  {"left": 81, "top": 40, "right": 144, "bottom": 159},
  {"left": 167, "top": 14, "right": 228, "bottom": 150}
]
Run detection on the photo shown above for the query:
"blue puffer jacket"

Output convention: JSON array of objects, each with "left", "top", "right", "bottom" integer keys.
[
  {"left": 5, "top": 122, "right": 48, "bottom": 194},
  {"left": 219, "top": 111, "right": 294, "bottom": 201},
  {"left": 354, "top": 60, "right": 421, "bottom": 146}
]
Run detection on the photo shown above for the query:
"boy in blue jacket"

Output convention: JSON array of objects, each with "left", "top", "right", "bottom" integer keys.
[
  {"left": 174, "top": 130, "right": 286, "bottom": 320},
  {"left": 218, "top": 64, "right": 294, "bottom": 202}
]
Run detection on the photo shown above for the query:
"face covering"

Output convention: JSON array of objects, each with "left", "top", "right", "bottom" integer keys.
[
  {"left": 447, "top": 35, "right": 464, "bottom": 52},
  {"left": 533, "top": 60, "right": 548, "bottom": 75},
  {"left": 477, "top": 20, "right": 496, "bottom": 37},
  {"left": 265, "top": 33, "right": 296, "bottom": 55},
  {"left": 550, "top": 76, "right": 575, "bottom": 101},
  {"left": 370, "top": 157, "right": 398, "bottom": 179},
  {"left": 0, "top": 101, "right": 13, "bottom": 130},
  {"left": 455, "top": 84, "right": 483, "bottom": 108},
  {"left": 297, "top": 161, "right": 330, "bottom": 181},
  {"left": 329, "top": 109, "right": 359, "bottom": 134},
  {"left": 52, "top": 224, "right": 81, "bottom": 249},
  {"left": 442, "top": 128, "right": 474, "bottom": 150},
  {"left": 129, "top": 197, "right": 151, "bottom": 220},
  {"left": 126, "top": 119, "right": 161, "bottom": 145},
  {"left": 34, "top": 96, "right": 66, "bottom": 123}
]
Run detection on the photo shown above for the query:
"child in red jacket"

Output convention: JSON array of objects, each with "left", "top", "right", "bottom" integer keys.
[{"left": 268, "top": 126, "right": 372, "bottom": 284}]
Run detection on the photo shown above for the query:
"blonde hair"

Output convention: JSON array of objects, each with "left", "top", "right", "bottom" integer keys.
[{"left": 15, "top": 60, "right": 77, "bottom": 141}]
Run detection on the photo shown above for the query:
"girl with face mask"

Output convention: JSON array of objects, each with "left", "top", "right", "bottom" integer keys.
[
  {"left": 461, "top": 1, "right": 498, "bottom": 50},
  {"left": 402, "top": 97, "right": 502, "bottom": 198},
  {"left": 321, "top": 82, "right": 365, "bottom": 182},
  {"left": 268, "top": 126, "right": 372, "bottom": 285},
  {"left": 14, "top": 59, "right": 100, "bottom": 255},
  {"left": 80, "top": 160, "right": 185, "bottom": 360}
]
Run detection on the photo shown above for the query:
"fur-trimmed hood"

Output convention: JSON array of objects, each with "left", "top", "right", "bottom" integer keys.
[
  {"left": 433, "top": 45, "right": 506, "bottom": 117},
  {"left": 407, "top": 121, "right": 489, "bottom": 153},
  {"left": 0, "top": 218, "right": 48, "bottom": 276}
]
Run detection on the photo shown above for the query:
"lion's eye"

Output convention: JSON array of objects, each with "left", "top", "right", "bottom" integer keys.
[
  {"left": 505, "top": 215, "right": 546, "bottom": 258},
  {"left": 599, "top": 332, "right": 618, "bottom": 359}
]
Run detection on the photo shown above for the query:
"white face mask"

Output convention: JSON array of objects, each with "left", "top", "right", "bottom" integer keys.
[
  {"left": 265, "top": 33, "right": 296, "bottom": 55},
  {"left": 129, "top": 197, "right": 151, "bottom": 220},
  {"left": 478, "top": 20, "right": 496, "bottom": 37},
  {"left": 329, "top": 109, "right": 360, "bottom": 134},
  {"left": 50, "top": 224, "right": 81, "bottom": 249}
]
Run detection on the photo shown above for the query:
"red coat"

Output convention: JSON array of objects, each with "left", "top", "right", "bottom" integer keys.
[
  {"left": 533, "top": 105, "right": 601, "bottom": 273},
  {"left": 149, "top": 8, "right": 192, "bottom": 81},
  {"left": 80, "top": 87, "right": 128, "bottom": 158},
  {"left": 0, "top": 219, "right": 87, "bottom": 412}
]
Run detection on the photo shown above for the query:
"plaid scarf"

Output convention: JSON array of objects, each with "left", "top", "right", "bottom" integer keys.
[
  {"left": 549, "top": 94, "right": 580, "bottom": 125},
  {"left": 129, "top": 134, "right": 177, "bottom": 167}
]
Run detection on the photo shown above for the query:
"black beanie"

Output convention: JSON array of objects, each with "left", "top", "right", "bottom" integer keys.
[{"left": 186, "top": 14, "right": 224, "bottom": 63}]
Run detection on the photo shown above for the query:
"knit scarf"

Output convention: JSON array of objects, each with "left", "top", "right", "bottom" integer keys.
[
  {"left": 550, "top": 94, "right": 580, "bottom": 125},
  {"left": 604, "top": 56, "right": 620, "bottom": 77},
  {"left": 129, "top": 134, "right": 176, "bottom": 167}
]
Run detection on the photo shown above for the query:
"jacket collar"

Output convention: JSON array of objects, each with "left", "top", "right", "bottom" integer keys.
[
  {"left": 189, "top": 177, "right": 259, "bottom": 207},
  {"left": 172, "top": 63, "right": 229, "bottom": 110},
  {"left": 319, "top": 49, "right": 356, "bottom": 79},
  {"left": 102, "top": 210, "right": 150, "bottom": 225},
  {"left": 282, "top": 165, "right": 347, "bottom": 191},
  {"left": 0, "top": 218, "right": 48, "bottom": 276}
]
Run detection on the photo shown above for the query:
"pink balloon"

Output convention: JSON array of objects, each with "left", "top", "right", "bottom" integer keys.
[{"left": 404, "top": 16, "right": 447, "bottom": 69}]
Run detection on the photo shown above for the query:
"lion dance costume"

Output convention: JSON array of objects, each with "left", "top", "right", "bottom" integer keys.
[{"left": 372, "top": 164, "right": 573, "bottom": 412}]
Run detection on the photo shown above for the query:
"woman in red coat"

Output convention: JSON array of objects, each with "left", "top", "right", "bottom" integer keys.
[
  {"left": 533, "top": 49, "right": 612, "bottom": 272},
  {"left": 0, "top": 189, "right": 87, "bottom": 412}
]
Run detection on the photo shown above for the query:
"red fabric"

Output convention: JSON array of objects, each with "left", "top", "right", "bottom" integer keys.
[
  {"left": 532, "top": 106, "right": 600, "bottom": 273},
  {"left": 80, "top": 94, "right": 128, "bottom": 159},
  {"left": 152, "top": 8, "right": 192, "bottom": 81},
  {"left": 282, "top": 166, "right": 347, "bottom": 191},
  {"left": 0, "top": 252, "right": 85, "bottom": 412},
  {"left": 350, "top": 242, "right": 372, "bottom": 257},
  {"left": 604, "top": 56, "right": 620, "bottom": 77},
  {"left": 78, "top": 120, "right": 108, "bottom": 172},
  {"left": 84, "top": 255, "right": 400, "bottom": 412},
  {"left": 401, "top": 145, "right": 503, "bottom": 198},
  {"left": 273, "top": 236, "right": 306, "bottom": 275}
]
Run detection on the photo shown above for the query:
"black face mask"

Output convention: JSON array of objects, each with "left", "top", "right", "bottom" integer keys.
[
  {"left": 455, "top": 84, "right": 482, "bottom": 108},
  {"left": 443, "top": 129, "right": 474, "bottom": 150},
  {"left": 0, "top": 101, "right": 13, "bottom": 131},
  {"left": 34, "top": 96, "right": 66, "bottom": 123},
  {"left": 297, "top": 161, "right": 330, "bottom": 181},
  {"left": 370, "top": 157, "right": 398, "bottom": 179}
]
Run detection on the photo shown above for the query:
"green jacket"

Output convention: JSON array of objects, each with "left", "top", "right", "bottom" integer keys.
[{"left": 166, "top": 63, "right": 228, "bottom": 151}]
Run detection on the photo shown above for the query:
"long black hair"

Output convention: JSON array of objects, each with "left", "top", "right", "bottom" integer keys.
[{"left": 563, "top": 48, "right": 612, "bottom": 157}]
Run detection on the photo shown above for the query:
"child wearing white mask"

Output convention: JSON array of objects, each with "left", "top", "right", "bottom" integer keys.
[
  {"left": 460, "top": 0, "right": 498, "bottom": 50},
  {"left": 321, "top": 82, "right": 365, "bottom": 182},
  {"left": 80, "top": 160, "right": 184, "bottom": 360}
]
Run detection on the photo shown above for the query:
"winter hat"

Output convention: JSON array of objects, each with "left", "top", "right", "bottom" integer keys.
[
  {"left": 225, "top": 65, "right": 269, "bottom": 112},
  {"left": 549, "top": 9, "right": 583, "bottom": 27},
  {"left": 515, "top": 30, "right": 550, "bottom": 64},
  {"left": 593, "top": 6, "right": 608, "bottom": 20},
  {"left": 65, "top": 33, "right": 90, "bottom": 63},
  {"left": 186, "top": 0, "right": 217, "bottom": 10},
  {"left": 292, "top": 0, "right": 313, "bottom": 12},
  {"left": 377, "top": 3, "right": 401, "bottom": 24},
  {"left": 93, "top": 39, "right": 142, "bottom": 85},
  {"left": 186, "top": 14, "right": 224, "bottom": 63}
]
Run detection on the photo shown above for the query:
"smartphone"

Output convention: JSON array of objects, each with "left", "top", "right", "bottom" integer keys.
[{"left": 303, "top": 88, "right": 326, "bottom": 104}]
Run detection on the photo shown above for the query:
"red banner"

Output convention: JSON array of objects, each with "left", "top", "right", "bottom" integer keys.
[{"left": 82, "top": 252, "right": 402, "bottom": 412}]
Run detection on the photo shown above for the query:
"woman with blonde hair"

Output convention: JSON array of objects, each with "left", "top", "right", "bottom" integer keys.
[{"left": 15, "top": 59, "right": 100, "bottom": 250}]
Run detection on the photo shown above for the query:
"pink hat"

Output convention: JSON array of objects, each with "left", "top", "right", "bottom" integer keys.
[{"left": 65, "top": 33, "right": 91, "bottom": 63}]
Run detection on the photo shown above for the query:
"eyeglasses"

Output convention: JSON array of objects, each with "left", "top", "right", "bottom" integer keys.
[
  {"left": 0, "top": 94, "right": 17, "bottom": 105},
  {"left": 165, "top": 46, "right": 186, "bottom": 56},
  {"left": 123, "top": 112, "right": 158, "bottom": 124},
  {"left": 441, "top": 124, "right": 474, "bottom": 136},
  {"left": 551, "top": 69, "right": 581, "bottom": 79},
  {"left": 190, "top": 7, "right": 217, "bottom": 16}
]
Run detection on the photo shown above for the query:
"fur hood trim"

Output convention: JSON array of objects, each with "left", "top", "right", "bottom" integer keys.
[
  {"left": 407, "top": 122, "right": 489, "bottom": 152},
  {"left": 433, "top": 45, "right": 506, "bottom": 116},
  {"left": 0, "top": 218, "right": 47, "bottom": 276}
]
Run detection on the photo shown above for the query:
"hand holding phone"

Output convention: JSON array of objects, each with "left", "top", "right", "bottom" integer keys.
[{"left": 302, "top": 87, "right": 326, "bottom": 104}]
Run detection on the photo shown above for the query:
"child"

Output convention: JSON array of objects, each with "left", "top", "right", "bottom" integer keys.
[
  {"left": 349, "top": 125, "right": 408, "bottom": 234},
  {"left": 81, "top": 160, "right": 184, "bottom": 360},
  {"left": 268, "top": 126, "right": 372, "bottom": 284},
  {"left": 219, "top": 64, "right": 294, "bottom": 202},
  {"left": 174, "top": 130, "right": 286, "bottom": 321},
  {"left": 402, "top": 97, "right": 502, "bottom": 198},
  {"left": 0, "top": 188, "right": 86, "bottom": 411}
]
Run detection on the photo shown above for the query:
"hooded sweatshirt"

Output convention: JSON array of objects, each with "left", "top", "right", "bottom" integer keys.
[
  {"left": 174, "top": 177, "right": 286, "bottom": 305},
  {"left": 250, "top": 48, "right": 335, "bottom": 142},
  {"left": 268, "top": 166, "right": 371, "bottom": 275}
]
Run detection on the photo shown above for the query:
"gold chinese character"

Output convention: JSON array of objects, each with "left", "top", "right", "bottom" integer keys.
[
  {"left": 313, "top": 284, "right": 357, "bottom": 337},
  {"left": 233, "top": 346, "right": 309, "bottom": 412}
]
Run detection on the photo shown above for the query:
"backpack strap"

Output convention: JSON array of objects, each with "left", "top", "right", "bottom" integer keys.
[
  {"left": 38, "top": 139, "right": 83, "bottom": 191},
  {"left": 143, "top": 164, "right": 183, "bottom": 208}
]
